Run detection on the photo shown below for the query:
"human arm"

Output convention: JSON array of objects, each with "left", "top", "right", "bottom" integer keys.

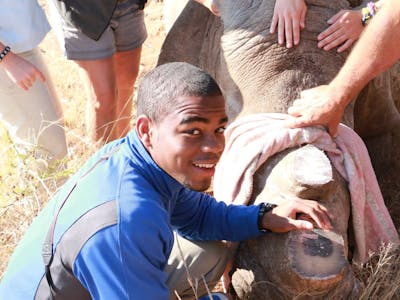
[
  {"left": 0, "top": 42, "right": 45, "bottom": 90},
  {"left": 172, "top": 191, "right": 261, "bottom": 241},
  {"left": 172, "top": 190, "right": 332, "bottom": 242},
  {"left": 317, "top": 0, "right": 385, "bottom": 53},
  {"left": 270, "top": 0, "right": 307, "bottom": 48},
  {"left": 286, "top": 0, "right": 400, "bottom": 136},
  {"left": 194, "top": 0, "right": 220, "bottom": 16},
  {"left": 73, "top": 202, "right": 173, "bottom": 299}
]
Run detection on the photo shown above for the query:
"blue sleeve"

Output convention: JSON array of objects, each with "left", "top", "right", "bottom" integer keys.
[
  {"left": 73, "top": 201, "right": 173, "bottom": 300},
  {"left": 171, "top": 189, "right": 262, "bottom": 242}
]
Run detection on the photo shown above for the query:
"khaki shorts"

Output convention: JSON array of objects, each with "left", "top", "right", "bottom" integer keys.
[
  {"left": 166, "top": 232, "right": 231, "bottom": 299},
  {"left": 55, "top": 0, "right": 147, "bottom": 60}
]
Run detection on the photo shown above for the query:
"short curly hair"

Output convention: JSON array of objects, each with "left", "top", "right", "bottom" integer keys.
[{"left": 136, "top": 62, "right": 223, "bottom": 123}]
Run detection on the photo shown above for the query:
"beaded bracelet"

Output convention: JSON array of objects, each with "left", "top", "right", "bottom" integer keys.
[
  {"left": 361, "top": 2, "right": 377, "bottom": 26},
  {"left": 367, "top": 1, "right": 377, "bottom": 16},
  {"left": 0, "top": 46, "right": 11, "bottom": 62}
]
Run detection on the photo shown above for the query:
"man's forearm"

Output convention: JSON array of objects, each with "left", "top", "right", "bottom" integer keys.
[{"left": 330, "top": 0, "right": 400, "bottom": 106}]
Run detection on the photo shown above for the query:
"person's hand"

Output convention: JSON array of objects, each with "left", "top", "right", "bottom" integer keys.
[
  {"left": 195, "top": 0, "right": 220, "bottom": 16},
  {"left": 270, "top": 0, "right": 307, "bottom": 48},
  {"left": 285, "top": 85, "right": 346, "bottom": 136},
  {"left": 261, "top": 198, "right": 333, "bottom": 233},
  {"left": 317, "top": 9, "right": 364, "bottom": 53},
  {"left": 1, "top": 52, "right": 45, "bottom": 90}
]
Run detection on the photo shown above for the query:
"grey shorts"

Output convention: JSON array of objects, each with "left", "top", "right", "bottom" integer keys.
[{"left": 58, "top": 0, "right": 147, "bottom": 60}]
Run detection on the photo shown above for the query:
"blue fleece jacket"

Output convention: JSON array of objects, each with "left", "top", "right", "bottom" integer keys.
[{"left": 0, "top": 130, "right": 261, "bottom": 299}]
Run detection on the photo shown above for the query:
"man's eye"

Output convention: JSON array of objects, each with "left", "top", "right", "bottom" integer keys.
[
  {"left": 186, "top": 129, "right": 201, "bottom": 135},
  {"left": 216, "top": 127, "right": 226, "bottom": 134}
]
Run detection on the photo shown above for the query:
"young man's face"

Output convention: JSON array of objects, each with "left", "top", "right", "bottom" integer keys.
[{"left": 142, "top": 94, "right": 228, "bottom": 191}]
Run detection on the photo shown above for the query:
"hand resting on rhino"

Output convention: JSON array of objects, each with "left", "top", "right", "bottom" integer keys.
[{"left": 287, "top": 0, "right": 400, "bottom": 136}]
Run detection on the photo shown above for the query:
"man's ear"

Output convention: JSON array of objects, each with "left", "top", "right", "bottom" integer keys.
[{"left": 136, "top": 115, "right": 153, "bottom": 149}]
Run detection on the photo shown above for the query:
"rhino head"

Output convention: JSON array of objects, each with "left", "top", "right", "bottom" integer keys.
[{"left": 229, "top": 145, "right": 359, "bottom": 299}]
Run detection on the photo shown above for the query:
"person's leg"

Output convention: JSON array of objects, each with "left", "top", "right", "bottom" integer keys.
[
  {"left": 50, "top": 2, "right": 120, "bottom": 142},
  {"left": 114, "top": 46, "right": 141, "bottom": 138},
  {"left": 0, "top": 48, "right": 67, "bottom": 160},
  {"left": 77, "top": 48, "right": 142, "bottom": 143},
  {"left": 76, "top": 58, "right": 118, "bottom": 142},
  {"left": 112, "top": 0, "right": 147, "bottom": 138},
  {"left": 166, "top": 232, "right": 231, "bottom": 300},
  {"left": 51, "top": 0, "right": 147, "bottom": 142}
]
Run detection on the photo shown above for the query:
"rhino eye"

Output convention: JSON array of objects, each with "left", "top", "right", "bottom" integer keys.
[{"left": 302, "top": 234, "right": 333, "bottom": 257}]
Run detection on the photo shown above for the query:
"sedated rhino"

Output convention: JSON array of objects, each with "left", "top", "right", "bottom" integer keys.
[{"left": 157, "top": 0, "right": 400, "bottom": 298}]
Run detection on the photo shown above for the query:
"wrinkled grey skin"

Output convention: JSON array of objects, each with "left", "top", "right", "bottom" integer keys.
[{"left": 158, "top": 0, "right": 400, "bottom": 298}]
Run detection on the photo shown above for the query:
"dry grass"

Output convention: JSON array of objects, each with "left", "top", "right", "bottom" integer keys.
[
  {"left": 0, "top": 0, "right": 165, "bottom": 280},
  {"left": 355, "top": 244, "right": 400, "bottom": 299},
  {"left": 0, "top": 1, "right": 399, "bottom": 299}
]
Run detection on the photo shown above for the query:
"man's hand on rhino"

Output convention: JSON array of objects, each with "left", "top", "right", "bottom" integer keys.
[
  {"left": 317, "top": 9, "right": 363, "bottom": 53},
  {"left": 285, "top": 85, "right": 346, "bottom": 136},
  {"left": 270, "top": 0, "right": 307, "bottom": 48},
  {"left": 261, "top": 198, "right": 333, "bottom": 233}
]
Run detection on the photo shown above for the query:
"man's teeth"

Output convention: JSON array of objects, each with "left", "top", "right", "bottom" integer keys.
[{"left": 195, "top": 163, "right": 214, "bottom": 169}]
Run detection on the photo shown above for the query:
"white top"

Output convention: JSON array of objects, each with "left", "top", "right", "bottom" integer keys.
[{"left": 0, "top": 0, "right": 50, "bottom": 53}]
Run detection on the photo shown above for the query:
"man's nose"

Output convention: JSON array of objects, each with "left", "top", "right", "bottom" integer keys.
[{"left": 201, "top": 134, "right": 224, "bottom": 153}]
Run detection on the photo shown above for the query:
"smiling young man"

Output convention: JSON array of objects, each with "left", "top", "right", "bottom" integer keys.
[{"left": 0, "top": 62, "right": 332, "bottom": 300}]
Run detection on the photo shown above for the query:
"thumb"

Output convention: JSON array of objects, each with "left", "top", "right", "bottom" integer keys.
[
  {"left": 288, "top": 219, "right": 314, "bottom": 230},
  {"left": 283, "top": 116, "right": 309, "bottom": 129},
  {"left": 328, "top": 122, "right": 338, "bottom": 137},
  {"left": 38, "top": 70, "right": 46, "bottom": 82},
  {"left": 34, "top": 67, "right": 46, "bottom": 83},
  {"left": 287, "top": 105, "right": 302, "bottom": 116}
]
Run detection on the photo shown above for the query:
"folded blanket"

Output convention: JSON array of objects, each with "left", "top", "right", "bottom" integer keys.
[{"left": 214, "top": 113, "right": 399, "bottom": 263}]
